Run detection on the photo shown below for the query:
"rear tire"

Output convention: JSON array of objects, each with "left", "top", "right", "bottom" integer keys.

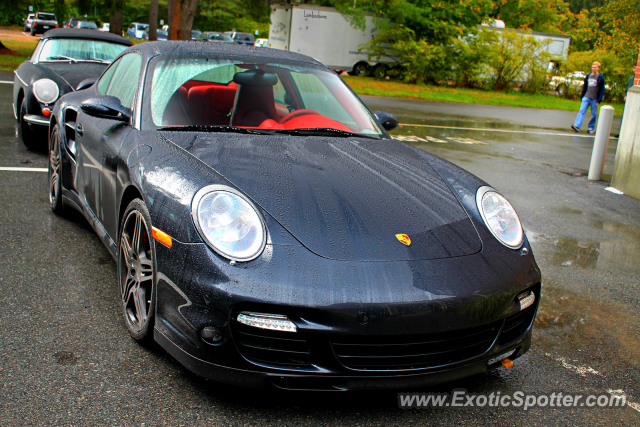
[
  {"left": 374, "top": 65, "right": 387, "bottom": 79},
  {"left": 118, "top": 199, "right": 156, "bottom": 342},
  {"left": 19, "top": 98, "right": 41, "bottom": 151},
  {"left": 353, "top": 63, "right": 368, "bottom": 77}
]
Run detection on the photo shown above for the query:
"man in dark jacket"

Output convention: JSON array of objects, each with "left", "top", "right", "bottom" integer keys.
[{"left": 571, "top": 62, "right": 605, "bottom": 134}]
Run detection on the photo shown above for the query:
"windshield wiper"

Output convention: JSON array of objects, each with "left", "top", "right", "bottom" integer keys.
[
  {"left": 157, "top": 125, "right": 274, "bottom": 135},
  {"left": 263, "top": 128, "right": 381, "bottom": 139},
  {"left": 84, "top": 58, "right": 110, "bottom": 64},
  {"left": 45, "top": 55, "right": 77, "bottom": 63}
]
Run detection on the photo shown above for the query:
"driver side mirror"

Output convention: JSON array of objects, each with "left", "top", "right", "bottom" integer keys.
[
  {"left": 80, "top": 96, "right": 131, "bottom": 122},
  {"left": 374, "top": 111, "right": 399, "bottom": 131}
]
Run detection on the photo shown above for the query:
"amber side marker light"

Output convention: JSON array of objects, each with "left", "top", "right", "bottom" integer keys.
[
  {"left": 42, "top": 108, "right": 51, "bottom": 116},
  {"left": 152, "top": 226, "right": 173, "bottom": 248}
]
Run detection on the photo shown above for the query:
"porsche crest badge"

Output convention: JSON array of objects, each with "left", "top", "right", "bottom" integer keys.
[{"left": 395, "top": 234, "right": 411, "bottom": 246}]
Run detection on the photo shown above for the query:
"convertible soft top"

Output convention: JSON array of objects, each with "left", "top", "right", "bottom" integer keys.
[
  {"left": 41, "top": 28, "right": 133, "bottom": 46},
  {"left": 138, "top": 40, "right": 324, "bottom": 66}
]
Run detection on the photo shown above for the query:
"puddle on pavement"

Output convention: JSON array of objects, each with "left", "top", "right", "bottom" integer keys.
[
  {"left": 527, "top": 218, "right": 640, "bottom": 273},
  {"left": 534, "top": 281, "right": 640, "bottom": 368}
]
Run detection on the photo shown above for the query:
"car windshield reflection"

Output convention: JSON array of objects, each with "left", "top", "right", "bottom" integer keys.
[{"left": 38, "top": 39, "right": 129, "bottom": 63}]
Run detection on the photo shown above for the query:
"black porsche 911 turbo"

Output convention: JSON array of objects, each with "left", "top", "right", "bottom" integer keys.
[
  {"left": 13, "top": 28, "right": 132, "bottom": 150},
  {"left": 48, "top": 41, "right": 541, "bottom": 391}
]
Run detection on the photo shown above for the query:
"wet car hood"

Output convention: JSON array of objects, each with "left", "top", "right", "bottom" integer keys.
[
  {"left": 37, "top": 62, "right": 108, "bottom": 89},
  {"left": 163, "top": 133, "right": 482, "bottom": 261}
]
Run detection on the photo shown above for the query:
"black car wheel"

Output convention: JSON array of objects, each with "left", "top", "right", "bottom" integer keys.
[
  {"left": 373, "top": 64, "right": 387, "bottom": 79},
  {"left": 30, "top": 27, "right": 36, "bottom": 36},
  {"left": 353, "top": 63, "right": 368, "bottom": 77},
  {"left": 118, "top": 199, "right": 156, "bottom": 341},
  {"left": 19, "top": 98, "right": 39, "bottom": 151},
  {"left": 48, "top": 126, "right": 64, "bottom": 214}
]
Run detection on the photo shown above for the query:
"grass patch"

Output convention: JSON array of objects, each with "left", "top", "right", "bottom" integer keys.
[
  {"left": 343, "top": 76, "right": 625, "bottom": 115},
  {"left": 0, "top": 40, "right": 37, "bottom": 71}
]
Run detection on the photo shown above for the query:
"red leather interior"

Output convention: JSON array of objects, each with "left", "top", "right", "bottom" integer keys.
[
  {"left": 164, "top": 79, "right": 351, "bottom": 131},
  {"left": 231, "top": 85, "right": 280, "bottom": 127}
]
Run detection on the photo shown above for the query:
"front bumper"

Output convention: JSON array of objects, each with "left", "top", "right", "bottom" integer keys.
[
  {"left": 23, "top": 114, "right": 51, "bottom": 126},
  {"left": 153, "top": 234, "right": 541, "bottom": 390},
  {"left": 156, "top": 326, "right": 533, "bottom": 391}
]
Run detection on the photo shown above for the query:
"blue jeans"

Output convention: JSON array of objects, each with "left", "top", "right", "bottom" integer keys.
[{"left": 573, "top": 97, "right": 598, "bottom": 131}]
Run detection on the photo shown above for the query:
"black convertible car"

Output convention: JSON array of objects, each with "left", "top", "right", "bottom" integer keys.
[
  {"left": 48, "top": 41, "right": 541, "bottom": 390},
  {"left": 13, "top": 28, "right": 132, "bottom": 150}
]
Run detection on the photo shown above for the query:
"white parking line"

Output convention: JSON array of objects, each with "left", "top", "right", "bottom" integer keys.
[
  {"left": 0, "top": 167, "right": 47, "bottom": 172},
  {"left": 399, "top": 123, "right": 615, "bottom": 139}
]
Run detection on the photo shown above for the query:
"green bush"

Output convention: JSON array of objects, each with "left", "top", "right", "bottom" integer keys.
[{"left": 562, "top": 50, "right": 633, "bottom": 103}]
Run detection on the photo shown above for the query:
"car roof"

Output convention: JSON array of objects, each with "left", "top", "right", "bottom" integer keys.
[
  {"left": 41, "top": 28, "right": 133, "bottom": 46},
  {"left": 134, "top": 41, "right": 324, "bottom": 66}
]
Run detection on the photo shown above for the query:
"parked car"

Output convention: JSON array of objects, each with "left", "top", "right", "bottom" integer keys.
[
  {"left": 66, "top": 17, "right": 87, "bottom": 28},
  {"left": 47, "top": 41, "right": 540, "bottom": 390},
  {"left": 76, "top": 21, "right": 98, "bottom": 30},
  {"left": 23, "top": 14, "right": 35, "bottom": 32},
  {"left": 549, "top": 71, "right": 585, "bottom": 96},
  {"left": 99, "top": 23, "right": 110, "bottom": 32},
  {"left": 225, "top": 31, "right": 255, "bottom": 45},
  {"left": 191, "top": 29, "right": 202, "bottom": 40},
  {"left": 13, "top": 28, "right": 132, "bottom": 150},
  {"left": 30, "top": 11, "right": 58, "bottom": 36},
  {"left": 202, "top": 32, "right": 234, "bottom": 43},
  {"left": 127, "top": 22, "right": 149, "bottom": 39},
  {"left": 143, "top": 27, "right": 168, "bottom": 41},
  {"left": 254, "top": 38, "right": 268, "bottom": 47}
]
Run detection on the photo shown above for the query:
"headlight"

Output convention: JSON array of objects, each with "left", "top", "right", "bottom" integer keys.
[
  {"left": 476, "top": 186, "right": 524, "bottom": 249},
  {"left": 191, "top": 185, "right": 266, "bottom": 262},
  {"left": 32, "top": 78, "right": 60, "bottom": 104}
]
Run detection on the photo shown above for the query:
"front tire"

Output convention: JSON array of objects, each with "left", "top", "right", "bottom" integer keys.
[
  {"left": 118, "top": 199, "right": 156, "bottom": 342},
  {"left": 19, "top": 98, "right": 40, "bottom": 151},
  {"left": 48, "top": 126, "right": 65, "bottom": 214}
]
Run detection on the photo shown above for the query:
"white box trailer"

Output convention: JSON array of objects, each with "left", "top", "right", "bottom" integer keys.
[{"left": 268, "top": 4, "right": 398, "bottom": 76}]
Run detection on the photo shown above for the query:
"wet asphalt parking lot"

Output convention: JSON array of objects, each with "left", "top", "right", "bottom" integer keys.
[{"left": 1, "top": 76, "right": 640, "bottom": 426}]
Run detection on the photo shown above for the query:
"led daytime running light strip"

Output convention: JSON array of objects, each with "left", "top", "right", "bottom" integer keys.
[
  {"left": 518, "top": 291, "right": 535, "bottom": 311},
  {"left": 237, "top": 312, "right": 297, "bottom": 332}
]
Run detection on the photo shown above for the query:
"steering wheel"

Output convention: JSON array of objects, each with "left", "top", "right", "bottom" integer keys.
[{"left": 279, "top": 109, "right": 319, "bottom": 124}]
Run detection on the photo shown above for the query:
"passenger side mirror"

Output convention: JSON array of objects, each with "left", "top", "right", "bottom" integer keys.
[
  {"left": 374, "top": 111, "right": 399, "bottom": 131},
  {"left": 80, "top": 96, "right": 131, "bottom": 122}
]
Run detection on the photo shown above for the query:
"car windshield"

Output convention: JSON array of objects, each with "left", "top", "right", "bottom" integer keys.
[
  {"left": 38, "top": 39, "right": 129, "bottom": 62},
  {"left": 137, "top": 24, "right": 148, "bottom": 30},
  {"left": 147, "top": 55, "right": 383, "bottom": 137}
]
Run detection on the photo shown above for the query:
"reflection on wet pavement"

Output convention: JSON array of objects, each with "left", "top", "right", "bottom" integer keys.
[{"left": 527, "top": 218, "right": 640, "bottom": 273}]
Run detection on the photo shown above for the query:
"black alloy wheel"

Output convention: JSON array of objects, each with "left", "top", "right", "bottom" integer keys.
[
  {"left": 19, "top": 98, "right": 39, "bottom": 151},
  {"left": 48, "top": 126, "right": 64, "bottom": 214},
  {"left": 118, "top": 199, "right": 156, "bottom": 341}
]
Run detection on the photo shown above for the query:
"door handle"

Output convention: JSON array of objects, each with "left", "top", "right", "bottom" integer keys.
[{"left": 76, "top": 123, "right": 83, "bottom": 136}]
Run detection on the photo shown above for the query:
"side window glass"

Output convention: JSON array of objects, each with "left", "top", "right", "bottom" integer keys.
[
  {"left": 96, "top": 60, "right": 119, "bottom": 95},
  {"left": 105, "top": 53, "right": 143, "bottom": 109}
]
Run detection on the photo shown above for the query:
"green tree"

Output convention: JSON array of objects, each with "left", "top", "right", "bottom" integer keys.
[
  {"left": 331, "top": 0, "right": 494, "bottom": 84},
  {"left": 491, "top": 0, "right": 571, "bottom": 34},
  {"left": 597, "top": 0, "right": 640, "bottom": 66}
]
